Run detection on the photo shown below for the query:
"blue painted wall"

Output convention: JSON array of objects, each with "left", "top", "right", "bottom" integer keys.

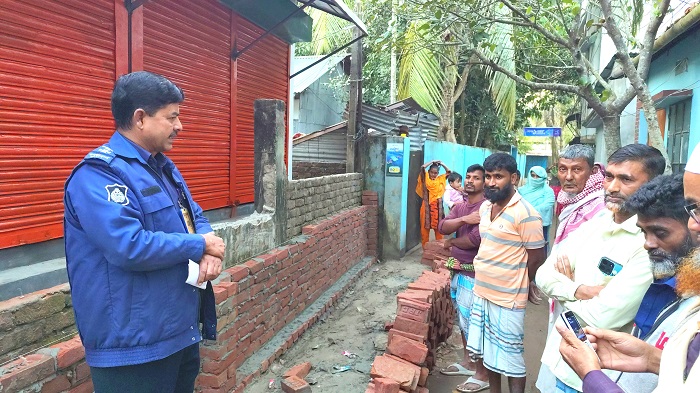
[
  {"left": 525, "top": 156, "right": 549, "bottom": 177},
  {"left": 423, "top": 140, "right": 528, "bottom": 179},
  {"left": 639, "top": 28, "right": 700, "bottom": 153}
]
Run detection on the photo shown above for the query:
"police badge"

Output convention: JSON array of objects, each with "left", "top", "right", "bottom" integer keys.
[{"left": 105, "top": 184, "right": 130, "bottom": 206}]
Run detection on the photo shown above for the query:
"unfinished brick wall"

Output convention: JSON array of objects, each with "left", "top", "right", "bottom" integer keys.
[
  {"left": 291, "top": 162, "right": 346, "bottom": 179},
  {"left": 0, "top": 197, "right": 380, "bottom": 393},
  {"left": 0, "top": 285, "right": 75, "bottom": 366},
  {"left": 286, "top": 173, "right": 363, "bottom": 238}
]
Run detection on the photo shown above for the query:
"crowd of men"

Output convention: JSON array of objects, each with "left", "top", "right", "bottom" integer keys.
[{"left": 431, "top": 144, "right": 700, "bottom": 393}]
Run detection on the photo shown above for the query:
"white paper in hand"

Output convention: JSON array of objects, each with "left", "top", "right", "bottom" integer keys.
[{"left": 186, "top": 260, "right": 207, "bottom": 289}]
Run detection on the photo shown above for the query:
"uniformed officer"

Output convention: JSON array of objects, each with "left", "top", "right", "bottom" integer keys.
[{"left": 64, "top": 71, "right": 225, "bottom": 392}]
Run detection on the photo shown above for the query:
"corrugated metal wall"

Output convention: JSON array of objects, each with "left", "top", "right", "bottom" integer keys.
[
  {"left": 362, "top": 104, "right": 439, "bottom": 151},
  {"left": 293, "top": 128, "right": 347, "bottom": 163},
  {"left": 234, "top": 15, "right": 290, "bottom": 204},
  {"left": 0, "top": 0, "right": 290, "bottom": 249},
  {"left": 143, "top": 0, "right": 232, "bottom": 209},
  {"left": 0, "top": 0, "right": 116, "bottom": 248}
]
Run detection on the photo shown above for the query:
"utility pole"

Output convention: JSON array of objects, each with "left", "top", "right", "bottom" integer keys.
[
  {"left": 347, "top": 26, "right": 363, "bottom": 172},
  {"left": 389, "top": 0, "right": 398, "bottom": 103}
]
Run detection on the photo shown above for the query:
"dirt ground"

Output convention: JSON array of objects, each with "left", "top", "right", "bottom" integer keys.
[{"left": 245, "top": 248, "right": 549, "bottom": 393}]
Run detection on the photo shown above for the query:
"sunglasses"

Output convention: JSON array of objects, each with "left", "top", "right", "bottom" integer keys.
[{"left": 685, "top": 202, "right": 700, "bottom": 224}]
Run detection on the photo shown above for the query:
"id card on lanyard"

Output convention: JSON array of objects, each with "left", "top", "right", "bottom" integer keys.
[{"left": 177, "top": 188, "right": 196, "bottom": 235}]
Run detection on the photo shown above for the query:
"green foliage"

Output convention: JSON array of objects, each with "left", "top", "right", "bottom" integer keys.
[
  {"left": 455, "top": 68, "right": 516, "bottom": 149},
  {"left": 397, "top": 21, "right": 444, "bottom": 114}
]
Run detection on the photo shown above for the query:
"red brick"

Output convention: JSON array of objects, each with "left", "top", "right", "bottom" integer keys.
[
  {"left": 50, "top": 335, "right": 85, "bottom": 369},
  {"left": 419, "top": 367, "right": 429, "bottom": 387},
  {"left": 396, "top": 298, "right": 430, "bottom": 323},
  {"left": 417, "top": 387, "right": 429, "bottom": 393},
  {"left": 197, "top": 371, "right": 228, "bottom": 388},
  {"left": 281, "top": 376, "right": 311, "bottom": 393},
  {"left": 68, "top": 380, "right": 93, "bottom": 393},
  {"left": 397, "top": 290, "right": 433, "bottom": 304},
  {"left": 384, "top": 321, "right": 394, "bottom": 331},
  {"left": 393, "top": 317, "right": 430, "bottom": 338},
  {"left": 0, "top": 354, "right": 55, "bottom": 391},
  {"left": 373, "top": 377, "right": 400, "bottom": 393},
  {"left": 40, "top": 375, "right": 71, "bottom": 393},
  {"left": 369, "top": 355, "right": 417, "bottom": 391},
  {"left": 213, "top": 285, "right": 229, "bottom": 304},
  {"left": 383, "top": 354, "right": 421, "bottom": 389},
  {"left": 243, "top": 259, "right": 264, "bottom": 274},
  {"left": 387, "top": 334, "right": 428, "bottom": 364},
  {"left": 227, "top": 265, "right": 250, "bottom": 281},
  {"left": 283, "top": 362, "right": 312, "bottom": 379},
  {"left": 74, "top": 361, "right": 90, "bottom": 382}
]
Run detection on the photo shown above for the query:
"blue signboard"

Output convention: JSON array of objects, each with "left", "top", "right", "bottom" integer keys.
[
  {"left": 524, "top": 127, "right": 561, "bottom": 137},
  {"left": 386, "top": 142, "right": 404, "bottom": 176}
]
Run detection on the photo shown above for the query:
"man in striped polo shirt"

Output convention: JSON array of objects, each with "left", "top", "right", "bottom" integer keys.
[{"left": 466, "top": 153, "right": 546, "bottom": 393}]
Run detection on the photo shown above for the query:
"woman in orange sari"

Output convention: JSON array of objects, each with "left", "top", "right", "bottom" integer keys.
[{"left": 416, "top": 160, "right": 452, "bottom": 247}]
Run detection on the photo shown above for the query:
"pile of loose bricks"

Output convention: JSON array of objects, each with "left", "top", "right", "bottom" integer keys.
[
  {"left": 419, "top": 239, "right": 452, "bottom": 271},
  {"left": 365, "top": 239, "right": 455, "bottom": 393}
]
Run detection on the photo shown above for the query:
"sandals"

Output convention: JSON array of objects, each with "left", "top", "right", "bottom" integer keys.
[
  {"left": 456, "top": 376, "right": 490, "bottom": 393},
  {"left": 439, "top": 363, "right": 475, "bottom": 376}
]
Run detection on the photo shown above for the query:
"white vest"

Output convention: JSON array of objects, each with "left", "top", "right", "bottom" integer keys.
[
  {"left": 652, "top": 297, "right": 700, "bottom": 392},
  {"left": 609, "top": 297, "right": 696, "bottom": 392}
]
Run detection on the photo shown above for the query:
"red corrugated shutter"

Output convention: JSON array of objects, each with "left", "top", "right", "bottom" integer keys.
[
  {"left": 143, "top": 0, "right": 232, "bottom": 209},
  {"left": 234, "top": 16, "right": 290, "bottom": 204},
  {"left": 0, "top": 0, "right": 115, "bottom": 249}
]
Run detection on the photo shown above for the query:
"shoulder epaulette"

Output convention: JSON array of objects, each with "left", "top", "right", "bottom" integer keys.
[{"left": 84, "top": 145, "right": 115, "bottom": 164}]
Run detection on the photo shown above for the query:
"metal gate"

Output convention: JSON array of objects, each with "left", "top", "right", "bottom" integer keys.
[{"left": 0, "top": 0, "right": 116, "bottom": 248}]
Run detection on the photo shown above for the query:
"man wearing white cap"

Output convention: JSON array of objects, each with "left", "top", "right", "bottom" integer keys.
[
  {"left": 557, "top": 143, "right": 700, "bottom": 392},
  {"left": 536, "top": 144, "right": 666, "bottom": 392}
]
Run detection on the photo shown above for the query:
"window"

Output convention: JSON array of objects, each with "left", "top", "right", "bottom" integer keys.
[{"left": 667, "top": 99, "right": 691, "bottom": 173}]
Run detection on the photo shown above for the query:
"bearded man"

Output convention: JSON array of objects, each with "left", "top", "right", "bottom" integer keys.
[
  {"left": 558, "top": 146, "right": 700, "bottom": 392},
  {"left": 536, "top": 144, "right": 666, "bottom": 393}
]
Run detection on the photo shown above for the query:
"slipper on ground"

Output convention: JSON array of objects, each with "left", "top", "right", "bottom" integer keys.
[
  {"left": 439, "top": 363, "right": 475, "bottom": 376},
  {"left": 456, "top": 376, "right": 490, "bottom": 393}
]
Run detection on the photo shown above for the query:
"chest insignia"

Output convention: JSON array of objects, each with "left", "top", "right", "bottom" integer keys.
[{"left": 105, "top": 184, "right": 130, "bottom": 206}]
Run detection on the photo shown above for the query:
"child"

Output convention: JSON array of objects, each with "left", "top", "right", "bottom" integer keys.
[{"left": 443, "top": 172, "right": 465, "bottom": 215}]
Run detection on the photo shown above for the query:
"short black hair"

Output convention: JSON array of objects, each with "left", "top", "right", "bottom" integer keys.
[
  {"left": 484, "top": 153, "right": 517, "bottom": 174},
  {"left": 625, "top": 174, "right": 686, "bottom": 223},
  {"left": 111, "top": 71, "right": 185, "bottom": 130},
  {"left": 429, "top": 163, "right": 440, "bottom": 171},
  {"left": 448, "top": 172, "right": 462, "bottom": 183},
  {"left": 515, "top": 169, "right": 521, "bottom": 178},
  {"left": 467, "top": 164, "right": 485, "bottom": 174},
  {"left": 608, "top": 144, "right": 665, "bottom": 180}
]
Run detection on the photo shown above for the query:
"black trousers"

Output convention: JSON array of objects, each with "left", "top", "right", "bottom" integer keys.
[{"left": 90, "top": 343, "right": 200, "bottom": 393}]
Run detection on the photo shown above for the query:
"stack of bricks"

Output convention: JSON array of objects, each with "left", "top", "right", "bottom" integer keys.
[
  {"left": 365, "top": 268, "right": 454, "bottom": 392},
  {"left": 420, "top": 240, "right": 451, "bottom": 270}
]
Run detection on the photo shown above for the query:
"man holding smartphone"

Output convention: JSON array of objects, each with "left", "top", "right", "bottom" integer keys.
[
  {"left": 535, "top": 144, "right": 665, "bottom": 392},
  {"left": 557, "top": 146, "right": 700, "bottom": 392}
]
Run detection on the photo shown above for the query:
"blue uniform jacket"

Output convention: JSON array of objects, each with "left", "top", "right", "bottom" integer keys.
[{"left": 64, "top": 132, "right": 217, "bottom": 367}]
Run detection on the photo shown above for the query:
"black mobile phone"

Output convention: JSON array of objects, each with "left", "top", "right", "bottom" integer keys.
[
  {"left": 598, "top": 257, "right": 623, "bottom": 277},
  {"left": 561, "top": 310, "right": 591, "bottom": 345}
]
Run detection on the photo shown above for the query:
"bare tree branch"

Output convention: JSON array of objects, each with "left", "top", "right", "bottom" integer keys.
[{"left": 472, "top": 48, "right": 580, "bottom": 94}]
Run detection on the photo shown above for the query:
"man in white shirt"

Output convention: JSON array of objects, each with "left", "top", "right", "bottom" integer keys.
[{"left": 535, "top": 144, "right": 666, "bottom": 393}]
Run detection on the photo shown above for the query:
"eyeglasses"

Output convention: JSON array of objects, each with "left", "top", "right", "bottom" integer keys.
[{"left": 685, "top": 202, "right": 700, "bottom": 225}]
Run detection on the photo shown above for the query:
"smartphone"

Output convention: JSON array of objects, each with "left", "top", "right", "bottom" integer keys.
[
  {"left": 561, "top": 310, "right": 594, "bottom": 349},
  {"left": 598, "top": 257, "right": 623, "bottom": 277}
]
